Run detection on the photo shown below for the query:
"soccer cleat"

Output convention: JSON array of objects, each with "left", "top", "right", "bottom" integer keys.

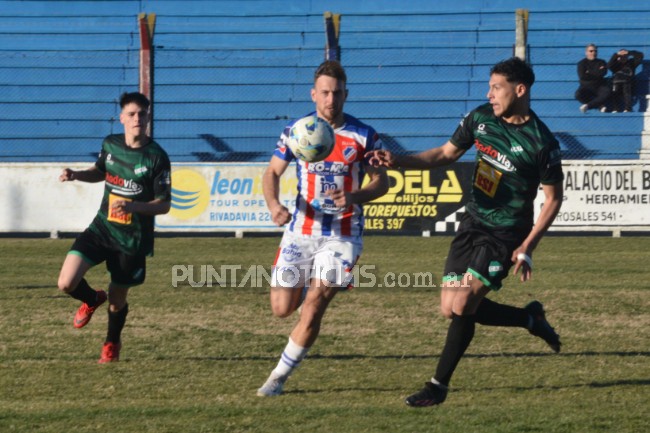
[
  {"left": 525, "top": 301, "right": 561, "bottom": 353},
  {"left": 73, "top": 290, "right": 107, "bottom": 329},
  {"left": 405, "top": 382, "right": 448, "bottom": 407},
  {"left": 256, "top": 373, "right": 287, "bottom": 397},
  {"left": 98, "top": 342, "right": 121, "bottom": 364}
]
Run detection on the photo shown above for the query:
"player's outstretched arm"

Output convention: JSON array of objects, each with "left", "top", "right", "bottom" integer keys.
[
  {"left": 367, "top": 141, "right": 465, "bottom": 170},
  {"left": 328, "top": 165, "right": 389, "bottom": 208},
  {"left": 263, "top": 156, "right": 292, "bottom": 227},
  {"left": 512, "top": 181, "right": 563, "bottom": 282},
  {"left": 59, "top": 166, "right": 105, "bottom": 183}
]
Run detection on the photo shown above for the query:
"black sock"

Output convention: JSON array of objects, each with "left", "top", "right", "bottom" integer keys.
[
  {"left": 474, "top": 298, "right": 530, "bottom": 328},
  {"left": 106, "top": 304, "right": 129, "bottom": 344},
  {"left": 68, "top": 279, "right": 98, "bottom": 306},
  {"left": 434, "top": 314, "right": 476, "bottom": 386}
]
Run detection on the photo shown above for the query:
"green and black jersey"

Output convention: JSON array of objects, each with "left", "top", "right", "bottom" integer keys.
[
  {"left": 450, "top": 103, "right": 563, "bottom": 229},
  {"left": 88, "top": 134, "right": 171, "bottom": 256}
]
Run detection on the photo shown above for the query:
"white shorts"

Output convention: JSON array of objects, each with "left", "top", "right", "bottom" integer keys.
[{"left": 271, "top": 231, "right": 363, "bottom": 289}]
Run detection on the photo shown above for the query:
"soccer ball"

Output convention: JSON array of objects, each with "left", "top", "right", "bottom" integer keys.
[{"left": 287, "top": 115, "right": 335, "bottom": 162}]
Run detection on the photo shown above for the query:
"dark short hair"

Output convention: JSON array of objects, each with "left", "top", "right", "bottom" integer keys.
[
  {"left": 314, "top": 60, "right": 347, "bottom": 84},
  {"left": 119, "top": 92, "right": 150, "bottom": 109},
  {"left": 490, "top": 57, "right": 535, "bottom": 88}
]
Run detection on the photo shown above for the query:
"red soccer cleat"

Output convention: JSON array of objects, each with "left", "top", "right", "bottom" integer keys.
[
  {"left": 73, "top": 290, "right": 107, "bottom": 329},
  {"left": 98, "top": 342, "right": 121, "bottom": 364}
]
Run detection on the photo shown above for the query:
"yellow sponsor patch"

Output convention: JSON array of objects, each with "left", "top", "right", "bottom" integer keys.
[
  {"left": 474, "top": 160, "right": 502, "bottom": 198},
  {"left": 107, "top": 193, "right": 132, "bottom": 225}
]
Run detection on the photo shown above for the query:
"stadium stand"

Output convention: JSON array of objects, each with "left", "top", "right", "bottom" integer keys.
[{"left": 0, "top": 0, "right": 648, "bottom": 162}]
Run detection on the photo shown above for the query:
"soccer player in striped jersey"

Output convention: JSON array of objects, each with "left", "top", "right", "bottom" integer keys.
[
  {"left": 57, "top": 92, "right": 171, "bottom": 363},
  {"left": 257, "top": 60, "right": 389, "bottom": 396}
]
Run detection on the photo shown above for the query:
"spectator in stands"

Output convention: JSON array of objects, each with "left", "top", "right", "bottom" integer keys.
[
  {"left": 575, "top": 44, "right": 611, "bottom": 113},
  {"left": 607, "top": 48, "right": 644, "bottom": 112},
  {"left": 57, "top": 92, "right": 171, "bottom": 364}
]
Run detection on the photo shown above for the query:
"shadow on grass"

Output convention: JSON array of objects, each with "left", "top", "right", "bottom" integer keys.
[
  {"left": 181, "top": 350, "right": 650, "bottom": 362},
  {"left": 283, "top": 378, "right": 650, "bottom": 396},
  {"left": 458, "top": 378, "right": 650, "bottom": 394}
]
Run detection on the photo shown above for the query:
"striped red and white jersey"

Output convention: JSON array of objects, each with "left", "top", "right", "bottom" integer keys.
[{"left": 273, "top": 112, "right": 383, "bottom": 237}]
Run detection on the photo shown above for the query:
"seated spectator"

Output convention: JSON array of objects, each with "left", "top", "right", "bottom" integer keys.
[
  {"left": 607, "top": 49, "right": 644, "bottom": 112},
  {"left": 575, "top": 44, "right": 611, "bottom": 113}
]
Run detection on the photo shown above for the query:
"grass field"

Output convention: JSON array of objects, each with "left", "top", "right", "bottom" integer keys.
[{"left": 0, "top": 235, "right": 649, "bottom": 433}]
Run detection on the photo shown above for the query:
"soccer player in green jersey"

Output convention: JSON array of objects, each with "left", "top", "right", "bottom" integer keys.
[
  {"left": 367, "top": 57, "right": 564, "bottom": 407},
  {"left": 57, "top": 92, "right": 171, "bottom": 363}
]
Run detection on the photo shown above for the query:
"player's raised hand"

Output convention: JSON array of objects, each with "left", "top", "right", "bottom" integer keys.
[
  {"left": 59, "top": 168, "right": 75, "bottom": 182},
  {"left": 269, "top": 203, "right": 291, "bottom": 227},
  {"left": 366, "top": 149, "right": 396, "bottom": 168}
]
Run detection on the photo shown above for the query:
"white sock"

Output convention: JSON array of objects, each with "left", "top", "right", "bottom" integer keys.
[{"left": 272, "top": 337, "right": 309, "bottom": 378}]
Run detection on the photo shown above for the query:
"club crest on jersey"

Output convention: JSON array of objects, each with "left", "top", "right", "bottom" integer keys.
[
  {"left": 476, "top": 123, "right": 487, "bottom": 135},
  {"left": 511, "top": 145, "right": 524, "bottom": 153},
  {"left": 343, "top": 146, "right": 357, "bottom": 162}
]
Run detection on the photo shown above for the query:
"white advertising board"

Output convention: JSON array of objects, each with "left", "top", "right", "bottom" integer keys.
[
  {"left": 535, "top": 160, "right": 650, "bottom": 231},
  {"left": 1, "top": 161, "right": 648, "bottom": 234},
  {"left": 156, "top": 163, "right": 295, "bottom": 232},
  {"left": 0, "top": 163, "right": 103, "bottom": 233}
]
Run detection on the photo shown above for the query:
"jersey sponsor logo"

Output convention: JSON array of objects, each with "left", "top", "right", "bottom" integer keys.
[
  {"left": 106, "top": 153, "right": 114, "bottom": 165},
  {"left": 475, "top": 140, "right": 516, "bottom": 172},
  {"left": 307, "top": 161, "right": 350, "bottom": 176},
  {"left": 488, "top": 260, "right": 503, "bottom": 277},
  {"left": 107, "top": 193, "right": 132, "bottom": 225},
  {"left": 134, "top": 164, "right": 148, "bottom": 175},
  {"left": 105, "top": 173, "right": 144, "bottom": 195},
  {"left": 475, "top": 159, "right": 502, "bottom": 198},
  {"left": 281, "top": 242, "right": 302, "bottom": 263},
  {"left": 476, "top": 123, "right": 488, "bottom": 135},
  {"left": 309, "top": 197, "right": 343, "bottom": 215}
]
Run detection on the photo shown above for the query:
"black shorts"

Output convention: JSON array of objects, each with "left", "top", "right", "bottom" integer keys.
[
  {"left": 69, "top": 228, "right": 146, "bottom": 287},
  {"left": 443, "top": 213, "right": 529, "bottom": 290}
]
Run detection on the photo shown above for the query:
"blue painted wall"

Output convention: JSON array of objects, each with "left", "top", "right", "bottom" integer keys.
[{"left": 0, "top": 0, "right": 648, "bottom": 162}]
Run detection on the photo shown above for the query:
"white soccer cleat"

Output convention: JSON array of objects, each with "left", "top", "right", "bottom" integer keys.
[{"left": 256, "top": 373, "right": 287, "bottom": 397}]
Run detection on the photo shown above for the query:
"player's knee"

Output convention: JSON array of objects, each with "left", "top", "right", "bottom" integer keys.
[
  {"left": 440, "top": 304, "right": 454, "bottom": 319},
  {"left": 271, "top": 304, "right": 294, "bottom": 318},
  {"left": 57, "top": 276, "right": 74, "bottom": 293}
]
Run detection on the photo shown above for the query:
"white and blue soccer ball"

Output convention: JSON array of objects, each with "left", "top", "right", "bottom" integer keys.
[{"left": 287, "top": 115, "right": 335, "bottom": 163}]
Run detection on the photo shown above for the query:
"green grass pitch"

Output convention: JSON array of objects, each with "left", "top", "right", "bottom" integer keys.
[{"left": 0, "top": 235, "right": 649, "bottom": 432}]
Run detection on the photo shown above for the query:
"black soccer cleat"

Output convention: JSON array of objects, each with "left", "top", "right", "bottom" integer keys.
[
  {"left": 525, "top": 300, "right": 561, "bottom": 353},
  {"left": 405, "top": 382, "right": 448, "bottom": 407}
]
